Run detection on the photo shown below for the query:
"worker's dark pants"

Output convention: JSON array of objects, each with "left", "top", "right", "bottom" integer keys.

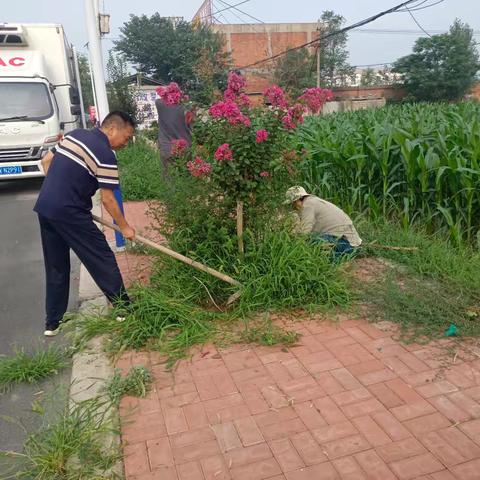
[{"left": 38, "top": 214, "right": 130, "bottom": 330}]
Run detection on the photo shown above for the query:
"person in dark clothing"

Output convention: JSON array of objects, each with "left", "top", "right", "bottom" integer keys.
[
  {"left": 34, "top": 111, "right": 136, "bottom": 336},
  {"left": 155, "top": 98, "right": 192, "bottom": 177}
]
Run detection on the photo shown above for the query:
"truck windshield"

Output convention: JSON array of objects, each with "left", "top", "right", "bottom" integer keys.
[{"left": 0, "top": 82, "right": 53, "bottom": 121}]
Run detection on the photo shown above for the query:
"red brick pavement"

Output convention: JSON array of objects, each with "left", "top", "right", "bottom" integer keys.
[
  {"left": 101, "top": 201, "right": 163, "bottom": 287},
  {"left": 112, "top": 202, "right": 480, "bottom": 480}
]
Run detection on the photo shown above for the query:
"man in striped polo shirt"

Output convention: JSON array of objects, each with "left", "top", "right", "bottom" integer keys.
[{"left": 34, "top": 111, "right": 136, "bottom": 336}]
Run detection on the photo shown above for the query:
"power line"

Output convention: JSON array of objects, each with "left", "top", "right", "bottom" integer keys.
[
  {"left": 237, "top": 0, "right": 423, "bottom": 71},
  {"left": 405, "top": 6, "right": 432, "bottom": 37},
  {"left": 397, "top": 0, "right": 445, "bottom": 11},
  {"left": 216, "top": 0, "right": 265, "bottom": 24},
  {"left": 351, "top": 28, "right": 480, "bottom": 35},
  {"left": 213, "top": 0, "right": 268, "bottom": 57},
  {"left": 202, "top": 0, "right": 251, "bottom": 21}
]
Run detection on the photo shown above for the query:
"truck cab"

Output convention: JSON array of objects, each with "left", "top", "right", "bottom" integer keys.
[{"left": 0, "top": 24, "right": 81, "bottom": 180}]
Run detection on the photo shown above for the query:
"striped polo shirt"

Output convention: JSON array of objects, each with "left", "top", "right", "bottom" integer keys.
[{"left": 34, "top": 128, "right": 119, "bottom": 222}]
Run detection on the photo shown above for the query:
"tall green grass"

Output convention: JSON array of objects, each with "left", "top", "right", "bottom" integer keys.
[
  {"left": 357, "top": 218, "right": 480, "bottom": 341},
  {"left": 0, "top": 397, "right": 120, "bottom": 480},
  {"left": 0, "top": 346, "right": 70, "bottom": 392},
  {"left": 298, "top": 102, "right": 480, "bottom": 244},
  {"left": 117, "top": 138, "right": 163, "bottom": 201}
]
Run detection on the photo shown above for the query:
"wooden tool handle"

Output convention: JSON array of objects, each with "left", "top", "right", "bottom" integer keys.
[{"left": 93, "top": 214, "right": 241, "bottom": 287}]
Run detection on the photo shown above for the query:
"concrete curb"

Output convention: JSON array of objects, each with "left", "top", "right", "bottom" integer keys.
[{"left": 69, "top": 266, "right": 124, "bottom": 478}]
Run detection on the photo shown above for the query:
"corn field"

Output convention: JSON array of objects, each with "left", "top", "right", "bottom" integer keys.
[{"left": 297, "top": 102, "right": 480, "bottom": 244}]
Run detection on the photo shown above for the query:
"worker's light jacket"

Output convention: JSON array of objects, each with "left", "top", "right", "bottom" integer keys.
[{"left": 297, "top": 195, "right": 362, "bottom": 247}]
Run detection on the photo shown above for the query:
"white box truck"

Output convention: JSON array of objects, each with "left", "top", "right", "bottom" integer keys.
[{"left": 0, "top": 23, "right": 82, "bottom": 180}]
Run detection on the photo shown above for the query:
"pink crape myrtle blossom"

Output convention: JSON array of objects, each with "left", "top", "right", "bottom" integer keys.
[
  {"left": 263, "top": 84, "right": 288, "bottom": 108},
  {"left": 187, "top": 156, "right": 212, "bottom": 177},
  {"left": 282, "top": 103, "right": 306, "bottom": 130},
  {"left": 171, "top": 138, "right": 189, "bottom": 156},
  {"left": 238, "top": 93, "right": 251, "bottom": 107},
  {"left": 255, "top": 129, "right": 269, "bottom": 143},
  {"left": 156, "top": 82, "right": 187, "bottom": 105},
  {"left": 214, "top": 143, "right": 233, "bottom": 162},
  {"left": 227, "top": 71, "right": 246, "bottom": 95},
  {"left": 209, "top": 100, "right": 251, "bottom": 127},
  {"left": 298, "top": 87, "right": 334, "bottom": 113},
  {"left": 223, "top": 72, "right": 252, "bottom": 108},
  {"left": 259, "top": 171, "right": 270, "bottom": 177}
]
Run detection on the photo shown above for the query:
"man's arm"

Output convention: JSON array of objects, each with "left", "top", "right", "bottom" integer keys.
[
  {"left": 299, "top": 202, "right": 315, "bottom": 234},
  {"left": 100, "top": 188, "right": 136, "bottom": 240},
  {"left": 39, "top": 150, "right": 54, "bottom": 175}
]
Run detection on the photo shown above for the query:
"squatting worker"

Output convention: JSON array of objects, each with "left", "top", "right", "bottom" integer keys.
[
  {"left": 34, "top": 111, "right": 136, "bottom": 337},
  {"left": 285, "top": 186, "right": 362, "bottom": 256},
  {"left": 155, "top": 97, "right": 193, "bottom": 178}
]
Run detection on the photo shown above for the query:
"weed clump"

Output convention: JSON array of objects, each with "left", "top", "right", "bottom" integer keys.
[
  {"left": 106, "top": 365, "right": 153, "bottom": 406},
  {"left": 0, "top": 346, "right": 70, "bottom": 392}
]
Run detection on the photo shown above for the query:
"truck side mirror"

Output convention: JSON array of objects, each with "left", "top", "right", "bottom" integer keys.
[
  {"left": 70, "top": 105, "right": 81, "bottom": 116},
  {"left": 70, "top": 87, "right": 81, "bottom": 105}
]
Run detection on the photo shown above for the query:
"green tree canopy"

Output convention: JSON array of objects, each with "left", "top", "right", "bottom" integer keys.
[
  {"left": 106, "top": 51, "right": 137, "bottom": 121},
  {"left": 77, "top": 53, "right": 94, "bottom": 113},
  {"left": 114, "top": 15, "right": 230, "bottom": 104},
  {"left": 319, "top": 10, "right": 354, "bottom": 88},
  {"left": 393, "top": 19, "right": 480, "bottom": 101},
  {"left": 273, "top": 48, "right": 316, "bottom": 97}
]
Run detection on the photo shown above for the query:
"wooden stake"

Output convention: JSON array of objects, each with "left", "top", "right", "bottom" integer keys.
[
  {"left": 237, "top": 200, "right": 244, "bottom": 256},
  {"left": 365, "top": 243, "right": 419, "bottom": 252},
  {"left": 93, "top": 215, "right": 241, "bottom": 287}
]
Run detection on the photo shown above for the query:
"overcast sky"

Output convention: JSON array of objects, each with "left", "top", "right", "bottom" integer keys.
[{"left": 2, "top": 0, "right": 479, "bottom": 67}]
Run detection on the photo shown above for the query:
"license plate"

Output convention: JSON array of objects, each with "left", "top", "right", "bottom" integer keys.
[{"left": 0, "top": 166, "right": 22, "bottom": 175}]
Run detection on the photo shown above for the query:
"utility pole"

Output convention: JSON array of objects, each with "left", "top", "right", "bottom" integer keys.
[
  {"left": 84, "top": 0, "right": 126, "bottom": 250},
  {"left": 84, "top": 0, "right": 109, "bottom": 122},
  {"left": 316, "top": 19, "right": 321, "bottom": 88}
]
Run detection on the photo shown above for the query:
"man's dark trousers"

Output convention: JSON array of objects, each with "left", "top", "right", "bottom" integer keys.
[{"left": 38, "top": 214, "right": 130, "bottom": 330}]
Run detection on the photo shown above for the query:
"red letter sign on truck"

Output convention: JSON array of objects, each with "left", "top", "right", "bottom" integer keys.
[{"left": 0, "top": 24, "right": 82, "bottom": 180}]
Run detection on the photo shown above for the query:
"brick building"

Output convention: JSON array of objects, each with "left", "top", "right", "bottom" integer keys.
[{"left": 211, "top": 23, "right": 319, "bottom": 99}]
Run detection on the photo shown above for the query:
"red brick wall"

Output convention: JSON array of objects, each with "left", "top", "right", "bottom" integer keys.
[
  {"left": 270, "top": 32, "right": 308, "bottom": 56},
  {"left": 469, "top": 82, "right": 480, "bottom": 101},
  {"left": 332, "top": 85, "right": 407, "bottom": 101},
  {"left": 230, "top": 33, "right": 269, "bottom": 66}
]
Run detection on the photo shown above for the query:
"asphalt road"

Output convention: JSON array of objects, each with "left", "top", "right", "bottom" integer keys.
[{"left": 0, "top": 178, "right": 79, "bottom": 471}]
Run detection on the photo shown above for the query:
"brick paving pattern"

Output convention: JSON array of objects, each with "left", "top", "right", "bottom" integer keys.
[{"left": 111, "top": 202, "right": 480, "bottom": 479}]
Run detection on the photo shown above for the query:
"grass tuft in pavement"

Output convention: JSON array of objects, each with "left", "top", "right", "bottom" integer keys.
[
  {"left": 105, "top": 365, "right": 153, "bottom": 406},
  {"left": 0, "top": 345, "right": 70, "bottom": 392},
  {"left": 0, "top": 397, "right": 120, "bottom": 480}
]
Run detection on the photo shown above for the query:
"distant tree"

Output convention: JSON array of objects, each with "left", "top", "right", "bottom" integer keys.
[
  {"left": 77, "top": 53, "right": 94, "bottom": 113},
  {"left": 393, "top": 19, "right": 480, "bottom": 101},
  {"left": 319, "top": 10, "right": 355, "bottom": 87},
  {"left": 360, "top": 68, "right": 381, "bottom": 86},
  {"left": 106, "top": 51, "right": 137, "bottom": 120},
  {"left": 114, "top": 15, "right": 230, "bottom": 104},
  {"left": 273, "top": 48, "right": 316, "bottom": 97}
]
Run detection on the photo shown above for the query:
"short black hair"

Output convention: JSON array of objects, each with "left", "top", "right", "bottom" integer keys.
[{"left": 101, "top": 111, "right": 136, "bottom": 129}]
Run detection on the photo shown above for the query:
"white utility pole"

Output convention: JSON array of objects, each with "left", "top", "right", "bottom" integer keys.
[
  {"left": 72, "top": 47, "right": 87, "bottom": 128},
  {"left": 84, "top": 0, "right": 109, "bottom": 122}
]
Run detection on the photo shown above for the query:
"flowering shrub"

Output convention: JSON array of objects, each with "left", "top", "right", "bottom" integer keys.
[
  {"left": 263, "top": 85, "right": 288, "bottom": 108},
  {"left": 171, "top": 138, "right": 189, "bottom": 156},
  {"left": 298, "top": 88, "right": 334, "bottom": 114},
  {"left": 255, "top": 129, "right": 269, "bottom": 143},
  {"left": 187, "top": 156, "right": 212, "bottom": 177},
  {"left": 172, "top": 77, "right": 332, "bottom": 212},
  {"left": 156, "top": 82, "right": 189, "bottom": 105},
  {"left": 214, "top": 143, "right": 233, "bottom": 161}
]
